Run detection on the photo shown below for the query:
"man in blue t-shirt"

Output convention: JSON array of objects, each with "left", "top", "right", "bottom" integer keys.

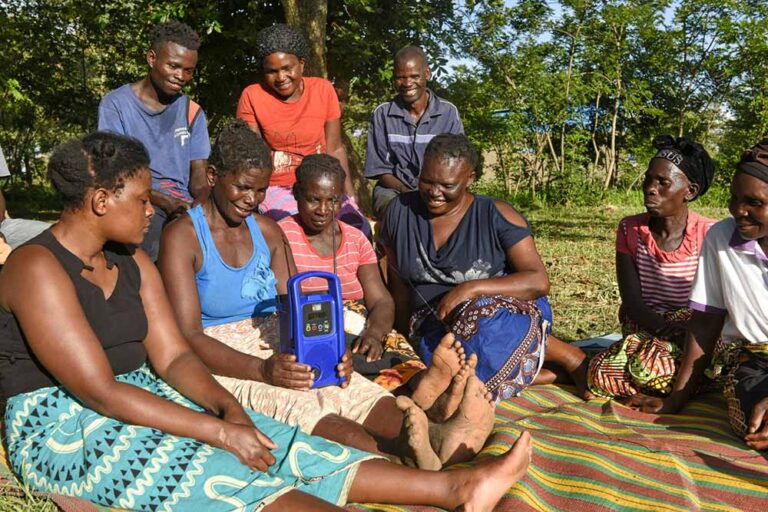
[
  {"left": 364, "top": 46, "right": 464, "bottom": 219},
  {"left": 98, "top": 21, "right": 210, "bottom": 260}
]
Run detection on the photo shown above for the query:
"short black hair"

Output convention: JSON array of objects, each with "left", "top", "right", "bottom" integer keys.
[
  {"left": 394, "top": 46, "right": 428, "bottom": 69},
  {"left": 293, "top": 154, "right": 346, "bottom": 201},
  {"left": 255, "top": 23, "right": 310, "bottom": 64},
  {"left": 48, "top": 132, "right": 149, "bottom": 210},
  {"left": 150, "top": 21, "right": 201, "bottom": 52},
  {"left": 423, "top": 134, "right": 481, "bottom": 179},
  {"left": 209, "top": 119, "right": 272, "bottom": 176}
]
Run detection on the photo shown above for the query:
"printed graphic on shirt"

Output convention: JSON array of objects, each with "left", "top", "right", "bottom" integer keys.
[{"left": 174, "top": 127, "right": 191, "bottom": 147}]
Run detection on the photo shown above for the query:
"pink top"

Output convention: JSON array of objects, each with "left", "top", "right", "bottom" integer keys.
[
  {"left": 616, "top": 211, "right": 717, "bottom": 314},
  {"left": 279, "top": 215, "right": 377, "bottom": 300}
]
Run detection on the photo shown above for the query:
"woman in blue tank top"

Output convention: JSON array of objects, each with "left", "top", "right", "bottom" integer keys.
[{"left": 159, "top": 120, "right": 517, "bottom": 471}]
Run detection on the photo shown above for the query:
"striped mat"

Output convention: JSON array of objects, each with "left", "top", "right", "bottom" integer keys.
[
  {"left": 1, "top": 384, "right": 765, "bottom": 511},
  {"left": 346, "top": 384, "right": 768, "bottom": 512}
]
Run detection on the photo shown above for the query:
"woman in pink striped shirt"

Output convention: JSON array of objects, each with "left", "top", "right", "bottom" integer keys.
[
  {"left": 279, "top": 155, "right": 439, "bottom": 395},
  {"left": 588, "top": 135, "right": 718, "bottom": 398}
]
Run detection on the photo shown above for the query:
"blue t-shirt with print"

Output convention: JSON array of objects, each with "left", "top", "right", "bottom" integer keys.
[{"left": 97, "top": 84, "right": 210, "bottom": 201}]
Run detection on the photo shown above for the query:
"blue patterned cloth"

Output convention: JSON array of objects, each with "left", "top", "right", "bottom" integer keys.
[
  {"left": 4, "top": 365, "right": 377, "bottom": 510},
  {"left": 411, "top": 295, "right": 552, "bottom": 400}
]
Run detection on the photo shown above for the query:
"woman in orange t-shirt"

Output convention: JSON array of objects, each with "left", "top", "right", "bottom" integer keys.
[{"left": 236, "top": 24, "right": 369, "bottom": 236}]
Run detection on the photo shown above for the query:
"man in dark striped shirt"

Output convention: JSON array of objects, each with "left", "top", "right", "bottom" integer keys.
[{"left": 364, "top": 46, "right": 464, "bottom": 219}]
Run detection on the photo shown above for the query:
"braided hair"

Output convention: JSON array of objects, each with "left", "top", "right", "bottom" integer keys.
[
  {"left": 150, "top": 21, "right": 200, "bottom": 52},
  {"left": 293, "top": 154, "right": 346, "bottom": 201},
  {"left": 255, "top": 23, "right": 310, "bottom": 64},
  {"left": 209, "top": 119, "right": 272, "bottom": 176},
  {"left": 423, "top": 134, "right": 481, "bottom": 179},
  {"left": 48, "top": 133, "right": 149, "bottom": 210}
]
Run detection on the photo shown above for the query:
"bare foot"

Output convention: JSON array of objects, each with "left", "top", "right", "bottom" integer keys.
[
  {"left": 451, "top": 431, "right": 532, "bottom": 512},
  {"left": 395, "top": 396, "right": 442, "bottom": 470},
  {"left": 411, "top": 333, "right": 466, "bottom": 411},
  {"left": 429, "top": 374, "right": 495, "bottom": 467},
  {"left": 427, "top": 354, "right": 477, "bottom": 423}
]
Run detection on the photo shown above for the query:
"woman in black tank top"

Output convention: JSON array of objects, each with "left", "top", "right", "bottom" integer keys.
[{"left": 0, "top": 131, "right": 533, "bottom": 510}]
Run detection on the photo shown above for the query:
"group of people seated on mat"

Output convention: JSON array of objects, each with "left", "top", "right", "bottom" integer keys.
[{"left": 0, "top": 19, "right": 765, "bottom": 511}]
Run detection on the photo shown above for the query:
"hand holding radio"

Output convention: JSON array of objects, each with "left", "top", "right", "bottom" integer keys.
[
  {"left": 216, "top": 421, "right": 277, "bottom": 472},
  {"left": 352, "top": 330, "right": 384, "bottom": 362},
  {"left": 262, "top": 353, "right": 315, "bottom": 390},
  {"left": 336, "top": 349, "right": 354, "bottom": 388}
]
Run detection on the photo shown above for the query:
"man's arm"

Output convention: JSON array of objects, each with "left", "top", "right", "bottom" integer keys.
[
  {"left": 189, "top": 160, "right": 209, "bottom": 203},
  {"left": 364, "top": 107, "right": 405, "bottom": 192}
]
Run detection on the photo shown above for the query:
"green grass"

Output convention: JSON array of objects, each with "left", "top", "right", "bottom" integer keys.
[{"left": 526, "top": 203, "right": 729, "bottom": 341}]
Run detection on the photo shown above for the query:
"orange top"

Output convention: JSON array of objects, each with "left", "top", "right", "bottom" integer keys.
[{"left": 236, "top": 77, "right": 341, "bottom": 187}]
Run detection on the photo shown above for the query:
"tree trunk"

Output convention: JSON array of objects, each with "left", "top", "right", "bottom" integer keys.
[
  {"left": 605, "top": 86, "right": 621, "bottom": 189},
  {"left": 281, "top": 0, "right": 328, "bottom": 78},
  {"left": 590, "top": 91, "right": 602, "bottom": 180},
  {"left": 341, "top": 130, "right": 373, "bottom": 217}
]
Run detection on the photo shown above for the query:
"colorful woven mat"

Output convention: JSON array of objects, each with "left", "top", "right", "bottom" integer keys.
[
  {"left": 2, "top": 384, "right": 766, "bottom": 511},
  {"left": 348, "top": 384, "right": 768, "bottom": 512}
]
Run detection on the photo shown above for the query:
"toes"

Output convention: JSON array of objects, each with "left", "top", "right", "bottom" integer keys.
[
  {"left": 396, "top": 395, "right": 415, "bottom": 412},
  {"left": 439, "top": 332, "right": 456, "bottom": 348},
  {"left": 466, "top": 353, "right": 478, "bottom": 370}
]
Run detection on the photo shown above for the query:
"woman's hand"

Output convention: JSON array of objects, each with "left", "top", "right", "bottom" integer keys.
[
  {"left": 217, "top": 421, "right": 277, "bottom": 472},
  {"left": 625, "top": 392, "right": 682, "bottom": 414},
  {"left": 263, "top": 353, "right": 314, "bottom": 390},
  {"left": 745, "top": 397, "right": 768, "bottom": 451},
  {"left": 352, "top": 330, "right": 384, "bottom": 362},
  {"left": 436, "top": 282, "right": 475, "bottom": 321},
  {"left": 336, "top": 349, "right": 354, "bottom": 388}
]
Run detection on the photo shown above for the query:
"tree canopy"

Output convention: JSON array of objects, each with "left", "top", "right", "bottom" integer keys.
[{"left": 1, "top": 0, "right": 767, "bottom": 203}]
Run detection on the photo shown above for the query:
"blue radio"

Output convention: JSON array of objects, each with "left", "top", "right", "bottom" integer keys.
[{"left": 279, "top": 271, "right": 346, "bottom": 388}]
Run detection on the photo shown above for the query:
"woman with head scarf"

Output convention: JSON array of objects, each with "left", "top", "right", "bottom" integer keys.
[
  {"left": 236, "top": 24, "right": 370, "bottom": 237},
  {"left": 588, "top": 135, "right": 719, "bottom": 399},
  {"left": 629, "top": 136, "right": 768, "bottom": 451}
]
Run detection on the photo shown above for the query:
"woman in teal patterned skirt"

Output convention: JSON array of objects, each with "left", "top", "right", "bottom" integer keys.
[{"left": 0, "top": 131, "right": 531, "bottom": 511}]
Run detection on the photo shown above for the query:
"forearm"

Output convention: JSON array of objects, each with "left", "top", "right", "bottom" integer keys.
[
  {"left": 185, "top": 331, "right": 266, "bottom": 382},
  {"left": 189, "top": 161, "right": 209, "bottom": 202},
  {"left": 150, "top": 190, "right": 185, "bottom": 214},
  {"left": 621, "top": 297, "right": 666, "bottom": 332},
  {"left": 665, "top": 312, "right": 723, "bottom": 410},
  {"left": 462, "top": 272, "right": 549, "bottom": 301},
  {"left": 364, "top": 300, "right": 394, "bottom": 340},
  {"left": 328, "top": 144, "right": 354, "bottom": 197},
  {"left": 159, "top": 349, "right": 246, "bottom": 415},
  {"left": 88, "top": 378, "right": 227, "bottom": 446},
  {"left": 378, "top": 173, "right": 410, "bottom": 193}
]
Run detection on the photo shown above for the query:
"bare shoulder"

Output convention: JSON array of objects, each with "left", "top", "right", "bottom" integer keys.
[
  {"left": 253, "top": 214, "right": 287, "bottom": 247},
  {"left": 492, "top": 199, "right": 528, "bottom": 228},
  {"left": 161, "top": 214, "right": 197, "bottom": 252},
  {"left": 0, "top": 244, "right": 70, "bottom": 309}
]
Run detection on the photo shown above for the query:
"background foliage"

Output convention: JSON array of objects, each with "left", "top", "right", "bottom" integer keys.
[{"left": 1, "top": 0, "right": 767, "bottom": 202}]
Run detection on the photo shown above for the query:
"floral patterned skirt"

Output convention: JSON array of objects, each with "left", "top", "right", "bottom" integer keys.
[
  {"left": 587, "top": 307, "right": 724, "bottom": 398},
  {"left": 411, "top": 295, "right": 552, "bottom": 400}
]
